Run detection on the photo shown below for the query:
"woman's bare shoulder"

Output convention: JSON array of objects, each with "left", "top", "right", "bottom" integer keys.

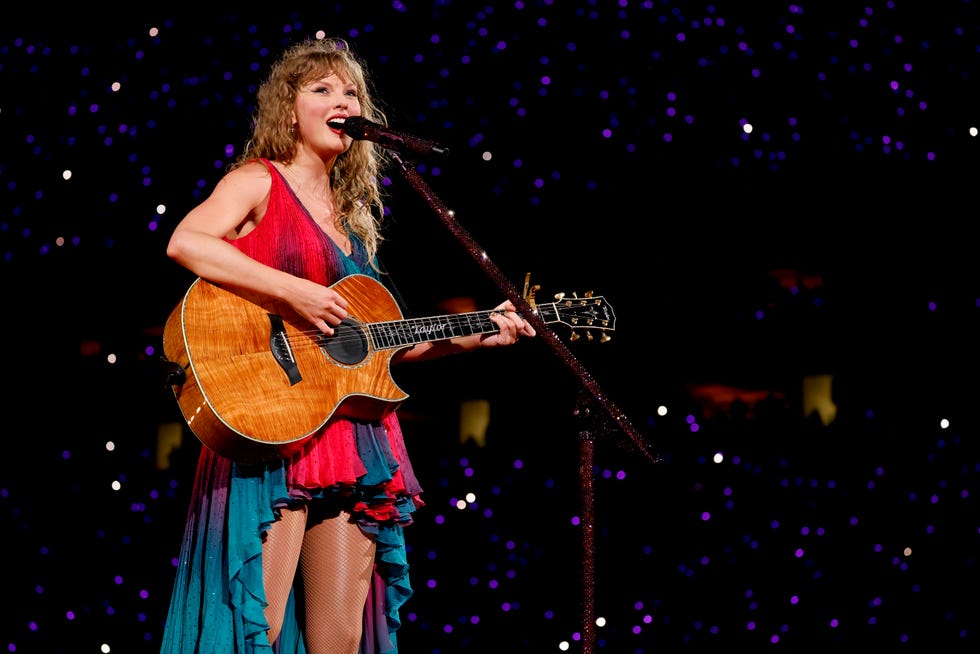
[{"left": 213, "top": 160, "right": 275, "bottom": 196}]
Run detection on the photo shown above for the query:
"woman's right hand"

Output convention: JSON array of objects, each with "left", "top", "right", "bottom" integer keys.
[{"left": 285, "top": 278, "right": 350, "bottom": 335}]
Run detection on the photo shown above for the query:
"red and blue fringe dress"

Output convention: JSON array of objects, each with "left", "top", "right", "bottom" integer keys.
[{"left": 160, "top": 158, "right": 422, "bottom": 654}]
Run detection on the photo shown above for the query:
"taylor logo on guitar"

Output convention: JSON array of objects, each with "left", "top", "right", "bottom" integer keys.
[{"left": 162, "top": 274, "right": 615, "bottom": 463}]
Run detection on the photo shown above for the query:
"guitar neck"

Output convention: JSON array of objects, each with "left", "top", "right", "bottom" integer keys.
[
  {"left": 368, "top": 309, "right": 516, "bottom": 350},
  {"left": 365, "top": 298, "right": 610, "bottom": 350}
]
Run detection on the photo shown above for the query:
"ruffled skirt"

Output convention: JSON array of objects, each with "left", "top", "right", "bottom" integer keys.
[{"left": 159, "top": 413, "right": 423, "bottom": 654}]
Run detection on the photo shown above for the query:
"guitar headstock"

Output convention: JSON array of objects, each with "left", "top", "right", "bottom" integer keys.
[
  {"left": 549, "top": 292, "right": 616, "bottom": 342},
  {"left": 523, "top": 275, "right": 616, "bottom": 342}
]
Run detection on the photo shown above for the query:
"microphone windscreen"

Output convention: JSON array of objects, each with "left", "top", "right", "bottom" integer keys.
[{"left": 336, "top": 116, "right": 371, "bottom": 139}]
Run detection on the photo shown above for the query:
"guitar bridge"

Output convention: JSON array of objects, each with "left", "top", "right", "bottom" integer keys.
[{"left": 268, "top": 314, "right": 302, "bottom": 385}]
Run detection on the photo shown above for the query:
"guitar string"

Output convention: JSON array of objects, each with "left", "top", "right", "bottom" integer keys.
[
  {"left": 277, "top": 301, "right": 607, "bottom": 354},
  {"left": 281, "top": 309, "right": 510, "bottom": 353}
]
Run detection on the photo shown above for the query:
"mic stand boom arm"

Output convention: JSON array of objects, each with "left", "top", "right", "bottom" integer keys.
[{"left": 390, "top": 152, "right": 661, "bottom": 654}]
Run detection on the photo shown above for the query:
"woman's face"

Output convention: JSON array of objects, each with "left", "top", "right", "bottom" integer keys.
[{"left": 293, "top": 73, "right": 361, "bottom": 156}]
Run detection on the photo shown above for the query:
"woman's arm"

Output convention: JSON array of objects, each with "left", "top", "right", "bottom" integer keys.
[{"left": 166, "top": 162, "right": 351, "bottom": 335}]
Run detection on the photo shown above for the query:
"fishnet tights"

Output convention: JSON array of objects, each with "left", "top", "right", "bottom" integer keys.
[{"left": 262, "top": 505, "right": 377, "bottom": 654}]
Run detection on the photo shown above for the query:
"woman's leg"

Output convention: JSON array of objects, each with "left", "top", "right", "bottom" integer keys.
[
  {"left": 262, "top": 505, "right": 307, "bottom": 644},
  {"left": 300, "top": 510, "right": 377, "bottom": 654}
]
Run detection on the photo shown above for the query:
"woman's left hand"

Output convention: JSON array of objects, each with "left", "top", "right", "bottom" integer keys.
[{"left": 481, "top": 300, "right": 537, "bottom": 347}]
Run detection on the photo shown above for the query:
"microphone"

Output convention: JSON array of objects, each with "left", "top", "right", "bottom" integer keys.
[{"left": 328, "top": 116, "right": 449, "bottom": 157}]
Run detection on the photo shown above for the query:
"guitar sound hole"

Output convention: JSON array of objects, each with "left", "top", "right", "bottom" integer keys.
[{"left": 322, "top": 318, "right": 369, "bottom": 365}]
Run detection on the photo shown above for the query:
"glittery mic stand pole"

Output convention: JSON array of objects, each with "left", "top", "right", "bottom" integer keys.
[{"left": 391, "top": 152, "right": 662, "bottom": 654}]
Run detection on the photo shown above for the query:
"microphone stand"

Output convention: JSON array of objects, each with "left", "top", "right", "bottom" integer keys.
[{"left": 389, "top": 151, "right": 662, "bottom": 653}]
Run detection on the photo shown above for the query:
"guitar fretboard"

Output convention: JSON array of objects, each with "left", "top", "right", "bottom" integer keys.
[
  {"left": 364, "top": 302, "right": 587, "bottom": 350},
  {"left": 368, "top": 310, "right": 504, "bottom": 349}
]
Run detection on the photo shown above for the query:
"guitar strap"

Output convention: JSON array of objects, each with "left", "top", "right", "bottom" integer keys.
[{"left": 373, "top": 256, "right": 413, "bottom": 317}]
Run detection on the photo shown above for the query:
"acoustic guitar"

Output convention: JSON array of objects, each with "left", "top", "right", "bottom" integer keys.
[{"left": 163, "top": 274, "right": 615, "bottom": 463}]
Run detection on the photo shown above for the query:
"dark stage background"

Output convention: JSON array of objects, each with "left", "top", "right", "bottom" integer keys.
[{"left": 3, "top": 3, "right": 980, "bottom": 652}]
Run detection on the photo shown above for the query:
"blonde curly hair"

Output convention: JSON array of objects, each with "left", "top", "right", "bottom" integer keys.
[{"left": 233, "top": 37, "right": 390, "bottom": 264}]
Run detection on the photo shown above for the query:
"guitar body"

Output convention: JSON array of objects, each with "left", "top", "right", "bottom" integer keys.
[{"left": 163, "top": 274, "right": 408, "bottom": 463}]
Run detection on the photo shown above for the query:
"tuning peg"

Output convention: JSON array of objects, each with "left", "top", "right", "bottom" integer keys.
[
  {"left": 600, "top": 332, "right": 611, "bottom": 343},
  {"left": 569, "top": 330, "right": 580, "bottom": 342},
  {"left": 522, "top": 273, "right": 540, "bottom": 308},
  {"left": 554, "top": 292, "right": 565, "bottom": 301}
]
